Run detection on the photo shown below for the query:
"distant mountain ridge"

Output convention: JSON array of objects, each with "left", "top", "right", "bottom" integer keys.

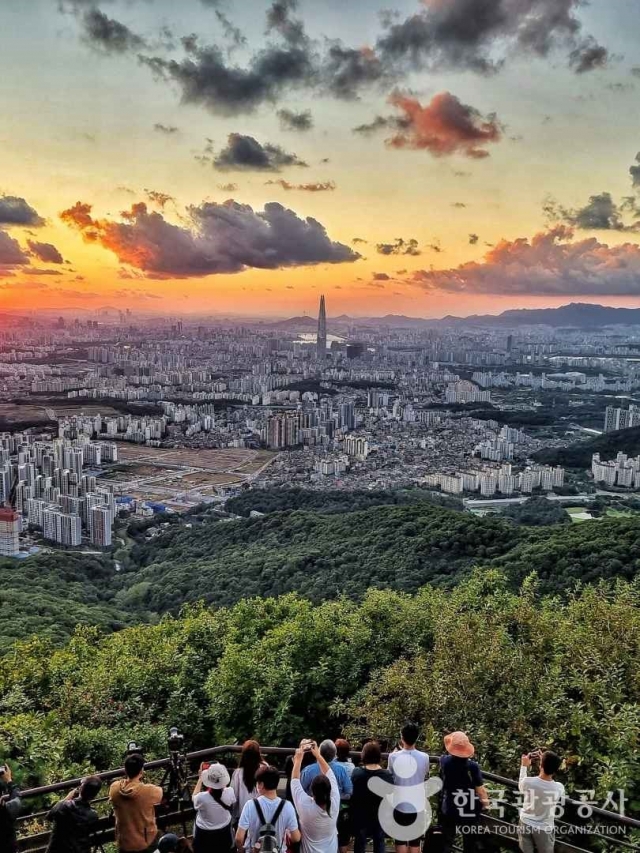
[{"left": 272, "top": 303, "right": 640, "bottom": 330}]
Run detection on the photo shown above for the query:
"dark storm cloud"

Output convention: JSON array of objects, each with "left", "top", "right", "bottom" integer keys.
[
  {"left": 373, "top": 0, "right": 605, "bottom": 78},
  {"left": 266, "top": 0, "right": 307, "bottom": 47},
  {"left": 0, "top": 195, "right": 45, "bottom": 227},
  {"left": 80, "top": 8, "right": 146, "bottom": 54},
  {"left": 265, "top": 179, "right": 336, "bottom": 192},
  {"left": 214, "top": 10, "right": 247, "bottom": 50},
  {"left": 27, "top": 240, "right": 64, "bottom": 264},
  {"left": 154, "top": 123, "right": 179, "bottom": 135},
  {"left": 376, "top": 238, "right": 421, "bottom": 256},
  {"left": 352, "top": 114, "right": 410, "bottom": 135},
  {"left": 569, "top": 39, "right": 609, "bottom": 74},
  {"left": 139, "top": 39, "right": 314, "bottom": 117},
  {"left": 213, "top": 134, "right": 308, "bottom": 171},
  {"left": 277, "top": 108, "right": 314, "bottom": 132},
  {"left": 61, "top": 199, "right": 360, "bottom": 277},
  {"left": 321, "top": 43, "right": 388, "bottom": 99},
  {"left": 0, "top": 231, "right": 30, "bottom": 268},
  {"left": 630, "top": 153, "right": 640, "bottom": 189},
  {"left": 545, "top": 192, "right": 640, "bottom": 232}
]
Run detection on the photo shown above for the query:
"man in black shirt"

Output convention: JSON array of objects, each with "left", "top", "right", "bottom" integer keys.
[
  {"left": 0, "top": 763, "right": 22, "bottom": 853},
  {"left": 46, "top": 775, "right": 103, "bottom": 853}
]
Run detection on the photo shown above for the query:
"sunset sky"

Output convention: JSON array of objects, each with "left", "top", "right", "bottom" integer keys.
[{"left": 2, "top": 0, "right": 640, "bottom": 318}]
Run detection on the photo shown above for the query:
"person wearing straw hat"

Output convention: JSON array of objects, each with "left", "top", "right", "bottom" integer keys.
[
  {"left": 192, "top": 762, "right": 237, "bottom": 853},
  {"left": 439, "top": 732, "right": 490, "bottom": 853}
]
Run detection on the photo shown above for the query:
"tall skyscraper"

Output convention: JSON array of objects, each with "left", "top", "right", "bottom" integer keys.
[{"left": 317, "top": 295, "right": 327, "bottom": 361}]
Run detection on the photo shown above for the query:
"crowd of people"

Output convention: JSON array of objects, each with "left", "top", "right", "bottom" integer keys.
[{"left": 0, "top": 724, "right": 567, "bottom": 853}]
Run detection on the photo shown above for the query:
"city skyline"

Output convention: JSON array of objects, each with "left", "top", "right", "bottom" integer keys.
[{"left": 2, "top": 0, "right": 640, "bottom": 318}]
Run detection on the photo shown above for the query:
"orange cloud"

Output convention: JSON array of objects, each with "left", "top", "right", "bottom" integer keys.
[
  {"left": 387, "top": 91, "right": 502, "bottom": 159},
  {"left": 412, "top": 226, "right": 640, "bottom": 295}
]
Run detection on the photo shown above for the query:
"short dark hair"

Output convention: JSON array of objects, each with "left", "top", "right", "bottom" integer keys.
[
  {"left": 541, "top": 752, "right": 561, "bottom": 776},
  {"left": 124, "top": 753, "right": 145, "bottom": 779},
  {"left": 361, "top": 741, "right": 381, "bottom": 765},
  {"left": 80, "top": 776, "right": 102, "bottom": 801},
  {"left": 401, "top": 722, "right": 420, "bottom": 747},
  {"left": 255, "top": 765, "right": 280, "bottom": 791},
  {"left": 335, "top": 738, "right": 351, "bottom": 762}
]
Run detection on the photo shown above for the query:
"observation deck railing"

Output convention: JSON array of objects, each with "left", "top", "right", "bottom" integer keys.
[{"left": 14, "top": 745, "right": 640, "bottom": 853}]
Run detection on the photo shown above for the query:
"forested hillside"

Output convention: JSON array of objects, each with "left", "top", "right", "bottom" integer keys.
[
  {"left": 1, "top": 573, "right": 638, "bottom": 812},
  {"left": 534, "top": 425, "right": 640, "bottom": 468},
  {"left": 3, "top": 495, "right": 640, "bottom": 648}
]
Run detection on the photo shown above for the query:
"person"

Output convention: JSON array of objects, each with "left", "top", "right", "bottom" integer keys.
[
  {"left": 439, "top": 731, "right": 490, "bottom": 853},
  {"left": 285, "top": 751, "right": 316, "bottom": 804},
  {"left": 109, "top": 752, "right": 164, "bottom": 853},
  {"left": 388, "top": 722, "right": 430, "bottom": 853},
  {"left": 153, "top": 835, "right": 180, "bottom": 853},
  {"left": 518, "top": 751, "right": 565, "bottom": 853},
  {"left": 0, "top": 763, "right": 22, "bottom": 853},
  {"left": 46, "top": 775, "right": 102, "bottom": 853},
  {"left": 235, "top": 765, "right": 300, "bottom": 853},
  {"left": 333, "top": 740, "right": 353, "bottom": 853},
  {"left": 351, "top": 741, "right": 392, "bottom": 853},
  {"left": 192, "top": 762, "right": 236, "bottom": 853},
  {"left": 300, "top": 741, "right": 352, "bottom": 800},
  {"left": 231, "top": 741, "right": 268, "bottom": 822},
  {"left": 334, "top": 741, "right": 354, "bottom": 779},
  {"left": 291, "top": 740, "right": 340, "bottom": 853}
]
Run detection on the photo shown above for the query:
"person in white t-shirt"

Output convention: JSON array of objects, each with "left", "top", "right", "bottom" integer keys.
[
  {"left": 388, "top": 722, "right": 430, "bottom": 853},
  {"left": 192, "top": 762, "right": 237, "bottom": 853},
  {"left": 518, "top": 750, "right": 565, "bottom": 853},
  {"left": 236, "top": 766, "right": 300, "bottom": 853},
  {"left": 291, "top": 739, "right": 340, "bottom": 853}
]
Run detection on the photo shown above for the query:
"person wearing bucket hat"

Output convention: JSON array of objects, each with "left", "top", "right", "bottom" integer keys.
[
  {"left": 439, "top": 732, "right": 490, "bottom": 853},
  {"left": 192, "top": 763, "right": 236, "bottom": 853}
]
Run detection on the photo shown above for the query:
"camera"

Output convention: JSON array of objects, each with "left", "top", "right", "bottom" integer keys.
[
  {"left": 125, "top": 741, "right": 144, "bottom": 758},
  {"left": 168, "top": 727, "right": 185, "bottom": 754}
]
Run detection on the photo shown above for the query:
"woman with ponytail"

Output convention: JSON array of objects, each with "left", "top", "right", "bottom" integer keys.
[{"left": 290, "top": 740, "right": 340, "bottom": 853}]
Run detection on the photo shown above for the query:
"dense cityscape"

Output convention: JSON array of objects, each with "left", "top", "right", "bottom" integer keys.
[{"left": 1, "top": 299, "right": 640, "bottom": 556}]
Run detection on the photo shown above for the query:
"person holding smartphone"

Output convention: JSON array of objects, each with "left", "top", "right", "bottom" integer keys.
[
  {"left": 46, "top": 776, "right": 102, "bottom": 853},
  {"left": 291, "top": 740, "right": 340, "bottom": 853},
  {"left": 0, "top": 763, "right": 22, "bottom": 853}
]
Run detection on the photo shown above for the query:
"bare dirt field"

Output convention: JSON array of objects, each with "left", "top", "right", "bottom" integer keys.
[{"left": 115, "top": 445, "right": 273, "bottom": 473}]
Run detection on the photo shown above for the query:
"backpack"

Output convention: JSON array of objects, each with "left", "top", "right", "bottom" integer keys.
[{"left": 253, "top": 798, "right": 286, "bottom": 853}]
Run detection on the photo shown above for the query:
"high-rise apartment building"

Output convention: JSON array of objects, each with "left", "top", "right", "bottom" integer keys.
[{"left": 0, "top": 508, "right": 20, "bottom": 556}]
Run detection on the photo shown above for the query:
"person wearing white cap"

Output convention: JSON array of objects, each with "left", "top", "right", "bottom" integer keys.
[{"left": 192, "top": 762, "right": 237, "bottom": 853}]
